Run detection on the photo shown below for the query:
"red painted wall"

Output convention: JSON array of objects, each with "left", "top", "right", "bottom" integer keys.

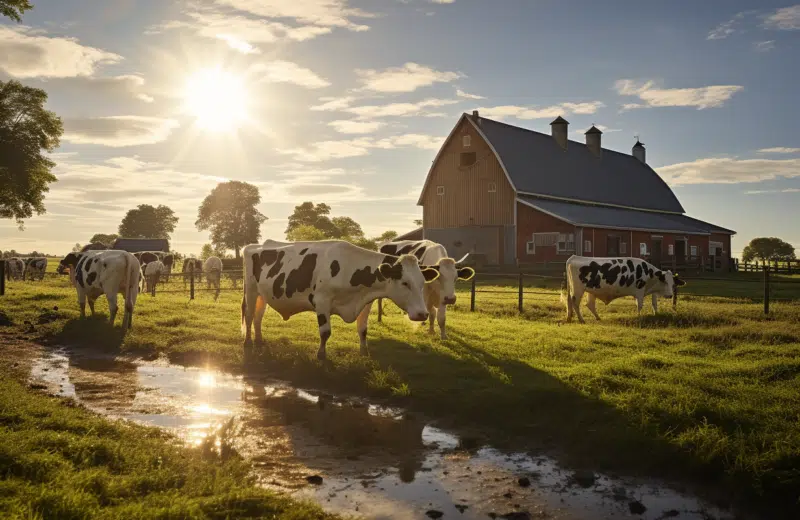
[{"left": 516, "top": 202, "right": 577, "bottom": 262}]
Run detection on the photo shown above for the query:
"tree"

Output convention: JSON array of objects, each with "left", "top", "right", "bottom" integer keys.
[
  {"left": 286, "top": 224, "right": 328, "bottom": 242},
  {"left": 72, "top": 243, "right": 82, "bottom": 252},
  {"left": 118, "top": 204, "right": 178, "bottom": 240},
  {"left": 199, "top": 243, "right": 230, "bottom": 261},
  {"left": 378, "top": 230, "right": 398, "bottom": 242},
  {"left": 331, "top": 216, "right": 364, "bottom": 239},
  {"left": 0, "top": 80, "right": 63, "bottom": 227},
  {"left": 89, "top": 233, "right": 119, "bottom": 247},
  {"left": 195, "top": 181, "right": 267, "bottom": 259},
  {"left": 1, "top": 0, "right": 32, "bottom": 22},
  {"left": 285, "top": 202, "right": 338, "bottom": 237},
  {"left": 413, "top": 219, "right": 422, "bottom": 227},
  {"left": 741, "top": 237, "right": 796, "bottom": 263}
]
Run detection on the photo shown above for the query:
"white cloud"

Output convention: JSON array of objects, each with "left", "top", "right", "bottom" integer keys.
[
  {"left": 62, "top": 116, "right": 180, "bottom": 147},
  {"left": 763, "top": 5, "right": 800, "bottom": 30},
  {"left": 707, "top": 12, "right": 746, "bottom": 40},
  {"left": 215, "top": 0, "right": 373, "bottom": 31},
  {"left": 278, "top": 133, "right": 444, "bottom": 162},
  {"left": 312, "top": 97, "right": 458, "bottom": 119},
  {"left": 0, "top": 25, "right": 121, "bottom": 78},
  {"left": 456, "top": 88, "right": 485, "bottom": 100},
  {"left": 328, "top": 120, "right": 386, "bottom": 134},
  {"left": 311, "top": 96, "right": 356, "bottom": 111},
  {"left": 429, "top": 0, "right": 455, "bottom": 4},
  {"left": 615, "top": 80, "right": 743, "bottom": 110},
  {"left": 476, "top": 101, "right": 604, "bottom": 121},
  {"left": 657, "top": 157, "right": 800, "bottom": 186},
  {"left": 754, "top": 40, "right": 775, "bottom": 52},
  {"left": 253, "top": 60, "right": 330, "bottom": 88},
  {"left": 758, "top": 147, "right": 800, "bottom": 154},
  {"left": 57, "top": 74, "right": 155, "bottom": 103},
  {"left": 356, "top": 62, "right": 462, "bottom": 93},
  {"left": 744, "top": 188, "right": 800, "bottom": 195}
]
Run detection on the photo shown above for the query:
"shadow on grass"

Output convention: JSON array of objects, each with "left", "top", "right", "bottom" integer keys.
[{"left": 47, "top": 317, "right": 128, "bottom": 354}]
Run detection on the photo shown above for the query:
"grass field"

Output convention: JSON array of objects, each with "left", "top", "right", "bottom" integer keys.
[{"left": 2, "top": 262, "right": 800, "bottom": 518}]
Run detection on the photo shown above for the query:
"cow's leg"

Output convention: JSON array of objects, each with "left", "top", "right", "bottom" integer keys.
[
  {"left": 635, "top": 294, "right": 644, "bottom": 316},
  {"left": 651, "top": 294, "right": 658, "bottom": 314},
  {"left": 571, "top": 287, "right": 586, "bottom": 324},
  {"left": 586, "top": 294, "right": 601, "bottom": 321},
  {"left": 356, "top": 302, "right": 372, "bottom": 355},
  {"left": 242, "top": 284, "right": 258, "bottom": 347},
  {"left": 252, "top": 293, "right": 267, "bottom": 346},
  {"left": 87, "top": 296, "right": 97, "bottom": 316},
  {"left": 427, "top": 304, "right": 437, "bottom": 335},
  {"left": 315, "top": 301, "right": 332, "bottom": 361},
  {"left": 107, "top": 292, "right": 119, "bottom": 325},
  {"left": 78, "top": 290, "right": 87, "bottom": 318},
  {"left": 437, "top": 303, "right": 448, "bottom": 339}
]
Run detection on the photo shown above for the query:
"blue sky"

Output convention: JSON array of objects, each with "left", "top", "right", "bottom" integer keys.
[{"left": 1, "top": 0, "right": 798, "bottom": 256}]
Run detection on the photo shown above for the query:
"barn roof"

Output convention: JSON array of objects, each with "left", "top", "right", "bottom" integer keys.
[
  {"left": 418, "top": 113, "right": 685, "bottom": 214},
  {"left": 112, "top": 238, "right": 170, "bottom": 252},
  {"left": 517, "top": 196, "right": 735, "bottom": 235},
  {"left": 396, "top": 227, "right": 423, "bottom": 241}
]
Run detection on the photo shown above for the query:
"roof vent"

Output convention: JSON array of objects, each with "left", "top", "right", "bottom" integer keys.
[
  {"left": 550, "top": 116, "right": 569, "bottom": 150},
  {"left": 585, "top": 125, "right": 602, "bottom": 158},
  {"left": 472, "top": 110, "right": 480, "bottom": 126},
  {"left": 632, "top": 138, "right": 646, "bottom": 163}
]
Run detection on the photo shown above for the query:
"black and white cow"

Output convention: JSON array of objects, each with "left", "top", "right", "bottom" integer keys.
[
  {"left": 243, "top": 240, "right": 440, "bottom": 360},
  {"left": 204, "top": 256, "right": 223, "bottom": 301},
  {"left": 182, "top": 258, "right": 204, "bottom": 287},
  {"left": 372, "top": 239, "right": 475, "bottom": 340},
  {"left": 23, "top": 257, "right": 47, "bottom": 281},
  {"left": 57, "top": 250, "right": 141, "bottom": 330},
  {"left": 562, "top": 255, "right": 686, "bottom": 323},
  {"left": 144, "top": 260, "right": 166, "bottom": 295},
  {"left": 5, "top": 257, "right": 25, "bottom": 281}
]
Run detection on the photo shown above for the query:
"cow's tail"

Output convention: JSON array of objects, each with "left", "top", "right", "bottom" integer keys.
[{"left": 560, "top": 265, "right": 571, "bottom": 317}]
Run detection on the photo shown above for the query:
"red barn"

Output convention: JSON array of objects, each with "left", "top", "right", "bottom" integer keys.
[{"left": 417, "top": 111, "right": 735, "bottom": 270}]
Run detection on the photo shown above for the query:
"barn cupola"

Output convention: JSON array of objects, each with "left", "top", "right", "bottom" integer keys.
[
  {"left": 471, "top": 109, "right": 481, "bottom": 126},
  {"left": 632, "top": 138, "right": 646, "bottom": 163},
  {"left": 585, "top": 125, "right": 602, "bottom": 158},
  {"left": 550, "top": 116, "right": 569, "bottom": 150}
]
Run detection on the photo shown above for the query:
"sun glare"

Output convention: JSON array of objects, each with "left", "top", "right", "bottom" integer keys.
[{"left": 183, "top": 68, "right": 248, "bottom": 132}]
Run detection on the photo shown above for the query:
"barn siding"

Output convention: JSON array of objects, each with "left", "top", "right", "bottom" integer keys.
[
  {"left": 516, "top": 202, "right": 577, "bottom": 262},
  {"left": 421, "top": 117, "right": 515, "bottom": 228}
]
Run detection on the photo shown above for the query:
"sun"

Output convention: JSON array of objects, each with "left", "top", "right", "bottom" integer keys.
[{"left": 183, "top": 68, "right": 248, "bottom": 132}]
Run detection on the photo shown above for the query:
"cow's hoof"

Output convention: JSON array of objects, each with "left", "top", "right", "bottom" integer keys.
[
  {"left": 359, "top": 348, "right": 370, "bottom": 357},
  {"left": 440, "top": 334, "right": 448, "bottom": 340},
  {"left": 243, "top": 338, "right": 253, "bottom": 349},
  {"left": 316, "top": 351, "right": 326, "bottom": 361}
]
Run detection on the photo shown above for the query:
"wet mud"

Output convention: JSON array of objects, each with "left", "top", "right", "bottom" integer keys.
[{"left": 30, "top": 348, "right": 740, "bottom": 520}]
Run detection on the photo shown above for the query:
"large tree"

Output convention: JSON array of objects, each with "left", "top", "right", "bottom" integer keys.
[
  {"left": 285, "top": 202, "right": 338, "bottom": 238},
  {"left": 195, "top": 181, "right": 267, "bottom": 259},
  {"left": 118, "top": 204, "right": 178, "bottom": 240},
  {"left": 1, "top": 0, "right": 31, "bottom": 22},
  {"left": 89, "top": 233, "right": 119, "bottom": 247},
  {"left": 742, "top": 237, "right": 796, "bottom": 263},
  {"left": 0, "top": 80, "right": 63, "bottom": 226},
  {"left": 286, "top": 224, "right": 328, "bottom": 242}
]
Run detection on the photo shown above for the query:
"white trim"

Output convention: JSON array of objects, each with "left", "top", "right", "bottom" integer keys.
[
  {"left": 515, "top": 197, "right": 712, "bottom": 236},
  {"left": 517, "top": 191, "right": 684, "bottom": 215},
  {"left": 462, "top": 135, "right": 471, "bottom": 148}
]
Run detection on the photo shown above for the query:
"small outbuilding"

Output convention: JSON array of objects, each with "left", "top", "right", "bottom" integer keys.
[{"left": 112, "top": 238, "right": 170, "bottom": 253}]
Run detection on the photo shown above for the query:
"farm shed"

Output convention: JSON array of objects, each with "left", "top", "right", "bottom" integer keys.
[
  {"left": 112, "top": 238, "right": 170, "bottom": 253},
  {"left": 417, "top": 111, "right": 735, "bottom": 270}
]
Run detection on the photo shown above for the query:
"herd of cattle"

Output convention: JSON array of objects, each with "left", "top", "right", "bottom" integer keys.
[{"left": 4, "top": 238, "right": 685, "bottom": 358}]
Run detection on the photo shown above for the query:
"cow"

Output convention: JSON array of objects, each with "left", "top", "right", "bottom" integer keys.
[
  {"left": 373, "top": 239, "right": 475, "bottom": 340},
  {"left": 161, "top": 254, "right": 174, "bottom": 282},
  {"left": 562, "top": 255, "right": 686, "bottom": 323},
  {"left": 182, "top": 258, "right": 204, "bottom": 288},
  {"left": 144, "top": 260, "right": 166, "bottom": 295},
  {"left": 23, "top": 257, "right": 47, "bottom": 281},
  {"left": 204, "top": 256, "right": 223, "bottom": 301},
  {"left": 242, "top": 240, "right": 440, "bottom": 361},
  {"left": 5, "top": 257, "right": 25, "bottom": 281},
  {"left": 57, "top": 250, "right": 141, "bottom": 330},
  {"left": 131, "top": 251, "right": 173, "bottom": 282},
  {"left": 80, "top": 242, "right": 109, "bottom": 252}
]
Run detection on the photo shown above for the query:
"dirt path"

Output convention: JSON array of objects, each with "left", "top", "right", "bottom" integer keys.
[{"left": 17, "top": 341, "right": 741, "bottom": 520}]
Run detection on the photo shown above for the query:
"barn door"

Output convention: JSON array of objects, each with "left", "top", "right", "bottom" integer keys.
[
  {"left": 651, "top": 238, "right": 663, "bottom": 268},
  {"left": 607, "top": 235, "right": 620, "bottom": 256}
]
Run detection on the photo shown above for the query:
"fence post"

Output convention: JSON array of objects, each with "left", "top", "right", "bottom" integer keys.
[
  {"left": 377, "top": 298, "right": 383, "bottom": 322},
  {"left": 764, "top": 265, "right": 770, "bottom": 315},
  {"left": 788, "top": 260, "right": 792, "bottom": 276},
  {"left": 190, "top": 264, "right": 195, "bottom": 300},
  {"left": 0, "top": 260, "right": 5, "bottom": 296},
  {"left": 672, "top": 283, "right": 678, "bottom": 310},
  {"left": 518, "top": 272, "right": 524, "bottom": 313},
  {"left": 470, "top": 275, "right": 476, "bottom": 312}
]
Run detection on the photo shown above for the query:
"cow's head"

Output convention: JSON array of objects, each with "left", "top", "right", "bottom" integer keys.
[
  {"left": 378, "top": 254, "right": 439, "bottom": 321},
  {"left": 654, "top": 269, "right": 686, "bottom": 298},
  {"left": 428, "top": 257, "right": 475, "bottom": 305},
  {"left": 57, "top": 253, "right": 80, "bottom": 275}
]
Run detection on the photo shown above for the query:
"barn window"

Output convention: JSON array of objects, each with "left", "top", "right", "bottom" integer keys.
[
  {"left": 668, "top": 244, "right": 674, "bottom": 255},
  {"left": 462, "top": 135, "right": 471, "bottom": 148},
  {"left": 526, "top": 241, "right": 535, "bottom": 254},
  {"left": 640, "top": 243, "right": 648, "bottom": 256},
  {"left": 488, "top": 182, "right": 496, "bottom": 193},
  {"left": 584, "top": 240, "right": 592, "bottom": 253},
  {"left": 436, "top": 185, "right": 445, "bottom": 196},
  {"left": 690, "top": 245, "right": 698, "bottom": 256},
  {"left": 460, "top": 152, "right": 477, "bottom": 167},
  {"left": 556, "top": 233, "right": 575, "bottom": 253},
  {"left": 533, "top": 232, "right": 558, "bottom": 247},
  {"left": 620, "top": 242, "right": 627, "bottom": 254}
]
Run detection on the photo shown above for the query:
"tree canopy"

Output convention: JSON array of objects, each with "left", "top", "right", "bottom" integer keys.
[
  {"left": 1, "top": 0, "right": 32, "bottom": 22},
  {"left": 118, "top": 204, "right": 178, "bottom": 240},
  {"left": 89, "top": 233, "right": 119, "bottom": 247},
  {"left": 284, "top": 201, "right": 398, "bottom": 251},
  {"left": 285, "top": 202, "right": 338, "bottom": 237},
  {"left": 742, "top": 237, "right": 796, "bottom": 263},
  {"left": 0, "top": 80, "right": 63, "bottom": 226},
  {"left": 195, "top": 181, "right": 267, "bottom": 259}
]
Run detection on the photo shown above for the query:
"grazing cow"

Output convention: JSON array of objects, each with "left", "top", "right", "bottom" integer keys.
[
  {"left": 5, "top": 257, "right": 25, "bottom": 281},
  {"left": 80, "top": 242, "right": 109, "bottom": 252},
  {"left": 182, "top": 258, "right": 204, "bottom": 287},
  {"left": 57, "top": 250, "right": 141, "bottom": 330},
  {"left": 374, "top": 240, "right": 475, "bottom": 340},
  {"left": 144, "top": 260, "right": 166, "bottom": 295},
  {"left": 23, "top": 257, "right": 47, "bottom": 281},
  {"left": 242, "top": 240, "right": 440, "bottom": 360},
  {"left": 562, "top": 255, "right": 686, "bottom": 323},
  {"left": 204, "top": 256, "right": 223, "bottom": 301},
  {"left": 161, "top": 254, "right": 174, "bottom": 282}
]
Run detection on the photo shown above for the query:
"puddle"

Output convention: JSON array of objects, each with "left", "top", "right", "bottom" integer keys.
[{"left": 30, "top": 349, "right": 740, "bottom": 520}]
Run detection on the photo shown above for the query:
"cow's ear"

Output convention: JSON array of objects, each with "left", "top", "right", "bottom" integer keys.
[
  {"left": 422, "top": 267, "right": 440, "bottom": 283},
  {"left": 457, "top": 267, "right": 475, "bottom": 281},
  {"left": 674, "top": 274, "right": 686, "bottom": 286}
]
